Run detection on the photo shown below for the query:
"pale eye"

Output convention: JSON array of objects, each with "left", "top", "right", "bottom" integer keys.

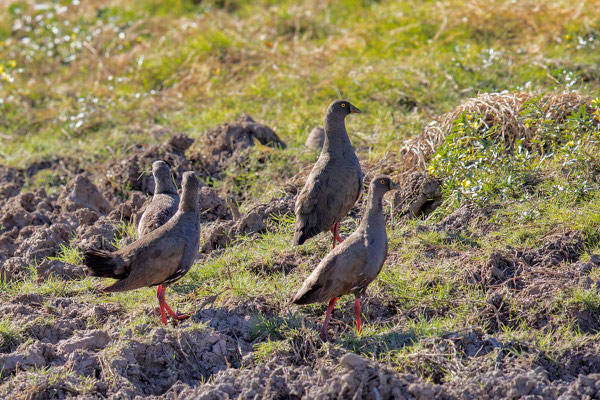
[
  {"left": 341, "top": 103, "right": 346, "bottom": 107},
  {"left": 380, "top": 179, "right": 385, "bottom": 184}
]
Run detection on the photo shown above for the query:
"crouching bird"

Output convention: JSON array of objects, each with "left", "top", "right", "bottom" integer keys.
[
  {"left": 292, "top": 176, "right": 398, "bottom": 340},
  {"left": 84, "top": 171, "right": 201, "bottom": 325},
  {"left": 137, "top": 160, "right": 179, "bottom": 237}
]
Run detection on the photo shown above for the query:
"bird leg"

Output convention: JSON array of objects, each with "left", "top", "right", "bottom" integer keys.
[
  {"left": 320, "top": 297, "right": 339, "bottom": 341},
  {"left": 156, "top": 285, "right": 190, "bottom": 325},
  {"left": 330, "top": 223, "right": 343, "bottom": 249},
  {"left": 354, "top": 297, "right": 362, "bottom": 334}
]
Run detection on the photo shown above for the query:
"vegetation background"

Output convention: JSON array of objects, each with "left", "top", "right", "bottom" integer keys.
[{"left": 1, "top": 0, "right": 600, "bottom": 398}]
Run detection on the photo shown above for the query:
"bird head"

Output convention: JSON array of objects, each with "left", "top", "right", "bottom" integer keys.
[
  {"left": 370, "top": 176, "right": 399, "bottom": 194},
  {"left": 327, "top": 99, "right": 361, "bottom": 117},
  {"left": 180, "top": 171, "right": 200, "bottom": 212},
  {"left": 152, "top": 161, "right": 177, "bottom": 195}
]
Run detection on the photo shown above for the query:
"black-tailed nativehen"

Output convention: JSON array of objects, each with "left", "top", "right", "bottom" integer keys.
[
  {"left": 138, "top": 160, "right": 179, "bottom": 237},
  {"left": 292, "top": 176, "right": 397, "bottom": 340},
  {"left": 84, "top": 171, "right": 201, "bottom": 325},
  {"left": 294, "top": 100, "right": 363, "bottom": 249}
]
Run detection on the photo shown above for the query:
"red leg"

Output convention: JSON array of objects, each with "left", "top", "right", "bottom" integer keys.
[
  {"left": 354, "top": 297, "right": 362, "bottom": 334},
  {"left": 320, "top": 297, "right": 339, "bottom": 341},
  {"left": 164, "top": 302, "right": 191, "bottom": 321},
  {"left": 334, "top": 223, "right": 343, "bottom": 244},
  {"left": 157, "top": 285, "right": 168, "bottom": 325},
  {"left": 330, "top": 223, "right": 343, "bottom": 249},
  {"left": 157, "top": 285, "right": 190, "bottom": 324}
]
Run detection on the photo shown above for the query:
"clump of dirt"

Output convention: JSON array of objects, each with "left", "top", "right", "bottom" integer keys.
[
  {"left": 474, "top": 231, "right": 594, "bottom": 333},
  {"left": 305, "top": 126, "right": 325, "bottom": 150},
  {"left": 401, "top": 91, "right": 592, "bottom": 172},
  {"left": 35, "top": 259, "right": 85, "bottom": 282},
  {"left": 0, "top": 292, "right": 252, "bottom": 399},
  {"left": 57, "top": 174, "right": 112, "bottom": 215},
  {"left": 107, "top": 191, "right": 148, "bottom": 224},
  {"left": 200, "top": 194, "right": 294, "bottom": 253},
  {"left": 0, "top": 167, "right": 22, "bottom": 187},
  {"left": 480, "top": 231, "right": 585, "bottom": 289},
  {"left": 392, "top": 171, "right": 443, "bottom": 219},
  {"left": 0, "top": 183, "right": 20, "bottom": 210},
  {"left": 248, "top": 251, "right": 300, "bottom": 276},
  {"left": 75, "top": 216, "right": 118, "bottom": 252},
  {"left": 0, "top": 191, "right": 53, "bottom": 232},
  {"left": 448, "top": 367, "right": 565, "bottom": 399},
  {"left": 105, "top": 327, "right": 240, "bottom": 396},
  {"left": 198, "top": 186, "right": 231, "bottom": 221},
  {"left": 201, "top": 114, "right": 286, "bottom": 177},
  {"left": 436, "top": 204, "right": 494, "bottom": 235},
  {"left": 100, "top": 134, "right": 197, "bottom": 202},
  {"left": 177, "top": 352, "right": 450, "bottom": 400}
]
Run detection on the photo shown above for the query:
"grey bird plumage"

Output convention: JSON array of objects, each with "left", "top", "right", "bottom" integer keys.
[
  {"left": 294, "top": 100, "right": 363, "bottom": 246},
  {"left": 137, "top": 161, "right": 179, "bottom": 237},
  {"left": 292, "top": 176, "right": 397, "bottom": 305},
  {"left": 85, "top": 171, "right": 201, "bottom": 293}
]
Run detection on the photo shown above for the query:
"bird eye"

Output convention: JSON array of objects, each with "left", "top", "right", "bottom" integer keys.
[
  {"left": 341, "top": 103, "right": 346, "bottom": 107},
  {"left": 380, "top": 179, "right": 385, "bottom": 184}
]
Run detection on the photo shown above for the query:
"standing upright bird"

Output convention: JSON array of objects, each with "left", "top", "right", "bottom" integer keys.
[
  {"left": 294, "top": 100, "right": 363, "bottom": 249},
  {"left": 84, "top": 171, "right": 201, "bottom": 325},
  {"left": 292, "top": 176, "right": 397, "bottom": 340},
  {"left": 138, "top": 160, "right": 179, "bottom": 237}
]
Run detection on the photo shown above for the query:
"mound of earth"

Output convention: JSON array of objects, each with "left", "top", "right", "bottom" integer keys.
[
  {"left": 201, "top": 114, "right": 286, "bottom": 177},
  {"left": 401, "top": 91, "right": 592, "bottom": 172},
  {"left": 100, "top": 134, "right": 198, "bottom": 202},
  {"left": 392, "top": 171, "right": 443, "bottom": 219},
  {"left": 200, "top": 194, "right": 294, "bottom": 252}
]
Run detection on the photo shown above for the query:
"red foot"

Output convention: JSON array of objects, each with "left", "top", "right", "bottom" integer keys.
[
  {"left": 330, "top": 223, "right": 344, "bottom": 249},
  {"left": 157, "top": 285, "right": 190, "bottom": 325},
  {"left": 320, "top": 297, "right": 339, "bottom": 341}
]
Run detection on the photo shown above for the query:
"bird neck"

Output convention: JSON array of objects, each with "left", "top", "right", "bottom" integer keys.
[
  {"left": 360, "top": 190, "right": 385, "bottom": 231},
  {"left": 323, "top": 115, "right": 351, "bottom": 151},
  {"left": 179, "top": 188, "right": 199, "bottom": 213},
  {"left": 155, "top": 179, "right": 177, "bottom": 196}
]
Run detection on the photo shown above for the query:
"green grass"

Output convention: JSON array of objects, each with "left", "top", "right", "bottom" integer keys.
[{"left": 2, "top": 0, "right": 600, "bottom": 393}]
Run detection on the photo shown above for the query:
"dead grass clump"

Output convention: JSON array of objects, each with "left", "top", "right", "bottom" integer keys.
[
  {"left": 401, "top": 91, "right": 593, "bottom": 172},
  {"left": 442, "top": 0, "right": 599, "bottom": 42}
]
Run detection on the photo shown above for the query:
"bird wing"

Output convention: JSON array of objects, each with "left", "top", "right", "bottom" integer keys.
[
  {"left": 294, "top": 156, "right": 362, "bottom": 243},
  {"left": 138, "top": 194, "right": 179, "bottom": 236},
  {"left": 104, "top": 232, "right": 186, "bottom": 292},
  {"left": 292, "top": 235, "right": 369, "bottom": 304}
]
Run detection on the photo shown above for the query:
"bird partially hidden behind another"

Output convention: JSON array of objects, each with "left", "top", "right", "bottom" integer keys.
[
  {"left": 292, "top": 176, "right": 398, "bottom": 340},
  {"left": 294, "top": 99, "right": 363, "bottom": 249},
  {"left": 84, "top": 171, "right": 201, "bottom": 325},
  {"left": 138, "top": 160, "right": 179, "bottom": 237}
]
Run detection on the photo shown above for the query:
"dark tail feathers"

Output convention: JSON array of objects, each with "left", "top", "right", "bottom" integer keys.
[
  {"left": 83, "top": 249, "right": 125, "bottom": 279},
  {"left": 293, "top": 230, "right": 308, "bottom": 246},
  {"left": 291, "top": 283, "right": 321, "bottom": 305}
]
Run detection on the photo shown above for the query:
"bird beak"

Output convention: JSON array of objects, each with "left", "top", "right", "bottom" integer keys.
[
  {"left": 390, "top": 181, "right": 400, "bottom": 189},
  {"left": 349, "top": 104, "right": 361, "bottom": 114}
]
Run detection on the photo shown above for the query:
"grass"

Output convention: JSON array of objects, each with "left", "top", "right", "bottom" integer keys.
[{"left": 2, "top": 0, "right": 600, "bottom": 395}]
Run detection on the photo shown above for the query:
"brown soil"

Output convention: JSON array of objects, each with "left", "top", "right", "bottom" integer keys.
[
  {"left": 201, "top": 114, "right": 286, "bottom": 177},
  {"left": 2, "top": 121, "right": 600, "bottom": 398}
]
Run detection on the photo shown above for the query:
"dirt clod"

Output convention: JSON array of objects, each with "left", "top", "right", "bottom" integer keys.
[
  {"left": 36, "top": 259, "right": 85, "bottom": 282},
  {"left": 393, "top": 171, "right": 443, "bottom": 218},
  {"left": 200, "top": 195, "right": 294, "bottom": 252},
  {"left": 58, "top": 174, "right": 111, "bottom": 215},
  {"left": 202, "top": 114, "right": 286, "bottom": 176}
]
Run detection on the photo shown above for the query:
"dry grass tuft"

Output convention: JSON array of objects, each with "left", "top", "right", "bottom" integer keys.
[
  {"left": 443, "top": 0, "right": 599, "bottom": 43},
  {"left": 400, "top": 91, "right": 593, "bottom": 172}
]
